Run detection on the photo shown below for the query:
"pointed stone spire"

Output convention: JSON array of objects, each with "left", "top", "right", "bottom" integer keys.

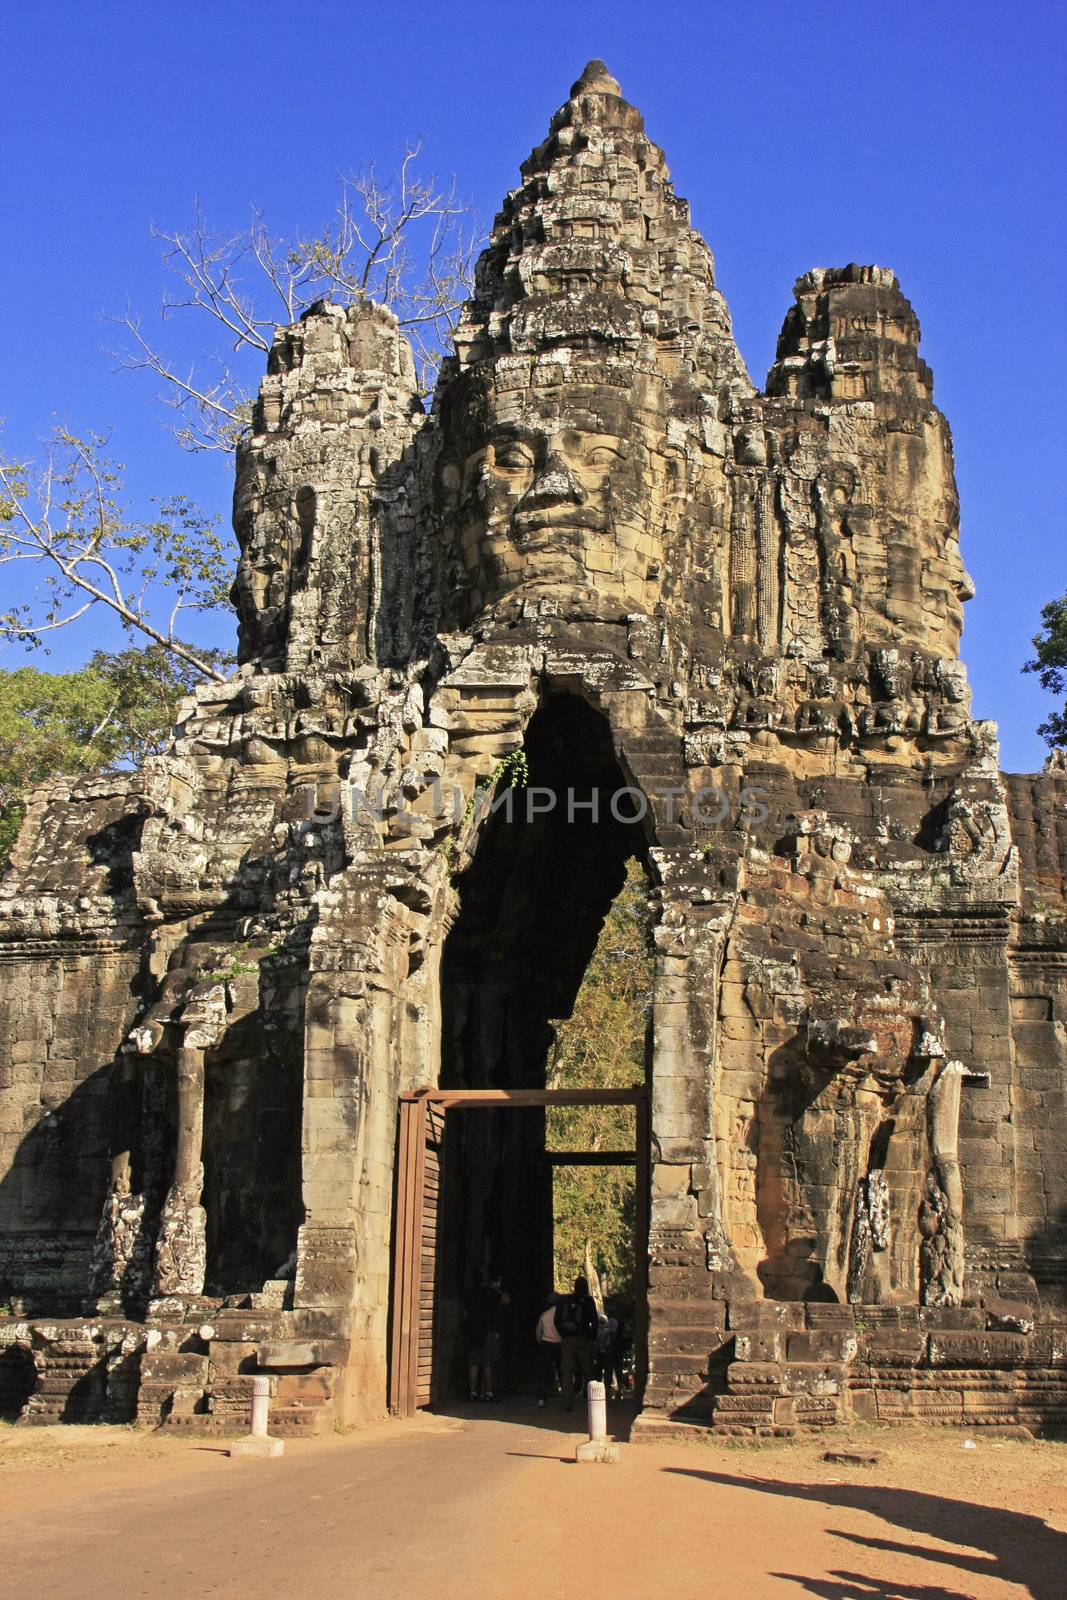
[
  {"left": 448, "top": 62, "right": 750, "bottom": 397},
  {"left": 569, "top": 59, "right": 622, "bottom": 97}
]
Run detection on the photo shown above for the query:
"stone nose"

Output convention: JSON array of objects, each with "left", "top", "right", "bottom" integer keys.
[
  {"left": 522, "top": 453, "right": 585, "bottom": 509},
  {"left": 954, "top": 566, "right": 976, "bottom": 603}
]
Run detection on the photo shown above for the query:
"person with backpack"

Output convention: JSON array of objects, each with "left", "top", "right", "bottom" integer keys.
[{"left": 554, "top": 1274, "right": 598, "bottom": 1410}]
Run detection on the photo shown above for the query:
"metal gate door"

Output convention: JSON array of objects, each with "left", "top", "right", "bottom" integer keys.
[{"left": 389, "top": 1096, "right": 444, "bottom": 1415}]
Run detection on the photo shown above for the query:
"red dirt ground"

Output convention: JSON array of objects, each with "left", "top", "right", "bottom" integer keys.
[{"left": 2, "top": 1405, "right": 1064, "bottom": 1599}]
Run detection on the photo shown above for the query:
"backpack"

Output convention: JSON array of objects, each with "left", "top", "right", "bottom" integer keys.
[{"left": 555, "top": 1294, "right": 584, "bottom": 1338}]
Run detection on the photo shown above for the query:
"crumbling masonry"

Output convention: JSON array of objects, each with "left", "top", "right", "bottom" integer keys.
[{"left": 2, "top": 64, "right": 1066, "bottom": 1438}]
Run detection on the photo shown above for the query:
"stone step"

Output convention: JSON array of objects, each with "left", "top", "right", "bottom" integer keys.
[
  {"left": 161, "top": 1412, "right": 233, "bottom": 1435},
  {"left": 630, "top": 1411, "right": 722, "bottom": 1444},
  {"left": 270, "top": 1405, "right": 333, "bottom": 1438}
]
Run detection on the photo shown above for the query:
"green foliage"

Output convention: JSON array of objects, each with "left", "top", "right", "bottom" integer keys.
[
  {"left": 0, "top": 647, "right": 223, "bottom": 868},
  {"left": 465, "top": 747, "right": 528, "bottom": 826},
  {"left": 0, "top": 429, "right": 232, "bottom": 682},
  {"left": 206, "top": 940, "right": 279, "bottom": 983},
  {"left": 437, "top": 746, "right": 529, "bottom": 864},
  {"left": 547, "top": 858, "right": 653, "bottom": 1302},
  {"left": 1023, "top": 593, "right": 1067, "bottom": 748}
]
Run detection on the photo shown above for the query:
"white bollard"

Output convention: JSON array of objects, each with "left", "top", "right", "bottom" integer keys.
[
  {"left": 576, "top": 1378, "right": 618, "bottom": 1463},
  {"left": 587, "top": 1379, "right": 607, "bottom": 1442},
  {"left": 250, "top": 1374, "right": 270, "bottom": 1437},
  {"left": 228, "top": 1373, "right": 284, "bottom": 1458}
]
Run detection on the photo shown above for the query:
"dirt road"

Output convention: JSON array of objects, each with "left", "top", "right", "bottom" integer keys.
[{"left": 2, "top": 1406, "right": 1065, "bottom": 1599}]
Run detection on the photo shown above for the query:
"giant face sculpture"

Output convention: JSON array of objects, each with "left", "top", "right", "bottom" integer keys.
[{"left": 439, "top": 376, "right": 682, "bottom": 619}]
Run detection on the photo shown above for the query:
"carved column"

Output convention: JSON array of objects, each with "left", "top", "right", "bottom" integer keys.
[
  {"left": 152, "top": 1043, "right": 207, "bottom": 1297},
  {"left": 152, "top": 985, "right": 226, "bottom": 1299},
  {"left": 921, "top": 1059, "right": 966, "bottom": 1306},
  {"left": 728, "top": 475, "right": 757, "bottom": 637},
  {"left": 755, "top": 480, "right": 779, "bottom": 650},
  {"left": 88, "top": 1024, "right": 165, "bottom": 1310},
  {"left": 87, "top": 1147, "right": 147, "bottom": 1311}
]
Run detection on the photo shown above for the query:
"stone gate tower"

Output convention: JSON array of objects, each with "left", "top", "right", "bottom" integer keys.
[{"left": 1, "top": 63, "right": 1065, "bottom": 1436}]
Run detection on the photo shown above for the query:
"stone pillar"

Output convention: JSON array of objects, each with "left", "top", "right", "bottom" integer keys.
[
  {"left": 88, "top": 1152, "right": 146, "bottom": 1310},
  {"left": 643, "top": 864, "right": 737, "bottom": 1418},
  {"left": 292, "top": 858, "right": 444, "bottom": 1421},
  {"left": 153, "top": 1042, "right": 207, "bottom": 1297},
  {"left": 921, "top": 1060, "right": 966, "bottom": 1307},
  {"left": 152, "top": 984, "right": 226, "bottom": 1300}
]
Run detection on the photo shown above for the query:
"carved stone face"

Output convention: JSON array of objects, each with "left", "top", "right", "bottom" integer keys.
[{"left": 441, "top": 387, "right": 678, "bottom": 616}]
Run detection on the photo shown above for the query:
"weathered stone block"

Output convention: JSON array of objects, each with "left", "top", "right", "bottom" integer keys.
[
  {"left": 734, "top": 1331, "right": 782, "bottom": 1363},
  {"left": 787, "top": 1331, "right": 858, "bottom": 1364},
  {"left": 728, "top": 1301, "right": 806, "bottom": 1334},
  {"left": 861, "top": 1330, "right": 928, "bottom": 1365},
  {"left": 140, "top": 1351, "right": 209, "bottom": 1385},
  {"left": 928, "top": 1332, "right": 1030, "bottom": 1368}
]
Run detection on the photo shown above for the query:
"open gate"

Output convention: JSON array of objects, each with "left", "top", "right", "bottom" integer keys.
[
  {"left": 388, "top": 1087, "right": 649, "bottom": 1416},
  {"left": 389, "top": 1096, "right": 445, "bottom": 1415}
]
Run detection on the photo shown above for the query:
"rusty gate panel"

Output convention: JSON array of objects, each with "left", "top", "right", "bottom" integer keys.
[
  {"left": 390, "top": 1097, "right": 445, "bottom": 1415},
  {"left": 416, "top": 1104, "right": 445, "bottom": 1408}
]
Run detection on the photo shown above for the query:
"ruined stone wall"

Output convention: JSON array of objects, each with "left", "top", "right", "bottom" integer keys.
[
  {"left": 0, "top": 773, "right": 146, "bottom": 1306},
  {"left": 0, "top": 948, "right": 138, "bottom": 1303}
]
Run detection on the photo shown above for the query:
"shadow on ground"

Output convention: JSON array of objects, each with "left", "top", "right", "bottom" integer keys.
[
  {"left": 430, "top": 1395, "right": 636, "bottom": 1442},
  {"left": 664, "top": 1466, "right": 1067, "bottom": 1600}
]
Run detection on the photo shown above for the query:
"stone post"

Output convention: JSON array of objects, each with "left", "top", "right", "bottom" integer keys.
[
  {"left": 576, "top": 1380, "right": 618, "bottom": 1463},
  {"left": 587, "top": 1378, "right": 607, "bottom": 1441},
  {"left": 228, "top": 1374, "right": 284, "bottom": 1458},
  {"left": 250, "top": 1374, "right": 270, "bottom": 1435}
]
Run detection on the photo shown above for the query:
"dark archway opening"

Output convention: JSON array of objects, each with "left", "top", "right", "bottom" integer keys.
[
  {"left": 437, "top": 692, "right": 649, "bottom": 1395},
  {"left": 0, "top": 1343, "right": 37, "bottom": 1420},
  {"left": 202, "top": 1016, "right": 304, "bottom": 1296}
]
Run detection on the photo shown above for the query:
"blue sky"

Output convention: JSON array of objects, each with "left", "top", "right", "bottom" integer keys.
[{"left": 1, "top": 0, "right": 1064, "bottom": 769}]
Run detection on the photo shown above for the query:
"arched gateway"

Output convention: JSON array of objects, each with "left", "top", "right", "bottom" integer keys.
[{"left": 2, "top": 62, "right": 1066, "bottom": 1438}]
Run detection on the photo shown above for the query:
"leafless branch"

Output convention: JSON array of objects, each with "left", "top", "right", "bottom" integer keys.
[
  {"left": 0, "top": 430, "right": 231, "bottom": 682},
  {"left": 114, "top": 146, "right": 479, "bottom": 451}
]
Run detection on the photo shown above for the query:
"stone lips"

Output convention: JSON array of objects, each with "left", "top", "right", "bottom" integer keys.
[{"left": 0, "top": 62, "right": 1065, "bottom": 1438}]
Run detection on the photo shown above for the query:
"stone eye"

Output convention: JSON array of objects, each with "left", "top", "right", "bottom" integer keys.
[
  {"left": 495, "top": 445, "right": 534, "bottom": 472},
  {"left": 586, "top": 446, "right": 622, "bottom": 469}
]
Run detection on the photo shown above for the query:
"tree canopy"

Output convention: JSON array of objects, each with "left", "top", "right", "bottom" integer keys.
[
  {"left": 1024, "top": 593, "right": 1067, "bottom": 750},
  {"left": 0, "top": 647, "right": 224, "bottom": 867},
  {"left": 118, "top": 146, "right": 477, "bottom": 451},
  {"left": 546, "top": 858, "right": 653, "bottom": 1306},
  {"left": 0, "top": 431, "right": 231, "bottom": 682}
]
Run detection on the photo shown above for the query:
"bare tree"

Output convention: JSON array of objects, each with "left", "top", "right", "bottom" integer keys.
[
  {"left": 0, "top": 429, "right": 231, "bottom": 681},
  {"left": 116, "top": 144, "right": 479, "bottom": 453}
]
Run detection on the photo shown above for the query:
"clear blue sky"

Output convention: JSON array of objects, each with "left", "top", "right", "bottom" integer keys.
[{"left": 2, "top": 0, "right": 1064, "bottom": 770}]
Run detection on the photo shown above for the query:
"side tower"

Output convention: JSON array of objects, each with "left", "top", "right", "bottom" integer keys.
[{"left": 0, "top": 299, "right": 444, "bottom": 1427}]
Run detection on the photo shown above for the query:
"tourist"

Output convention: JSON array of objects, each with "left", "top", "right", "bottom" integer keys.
[
  {"left": 554, "top": 1275, "right": 598, "bottom": 1410},
  {"left": 603, "top": 1301, "right": 633, "bottom": 1400},
  {"left": 534, "top": 1294, "right": 562, "bottom": 1406},
  {"left": 596, "top": 1308, "right": 618, "bottom": 1398},
  {"left": 464, "top": 1269, "right": 508, "bottom": 1401}
]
